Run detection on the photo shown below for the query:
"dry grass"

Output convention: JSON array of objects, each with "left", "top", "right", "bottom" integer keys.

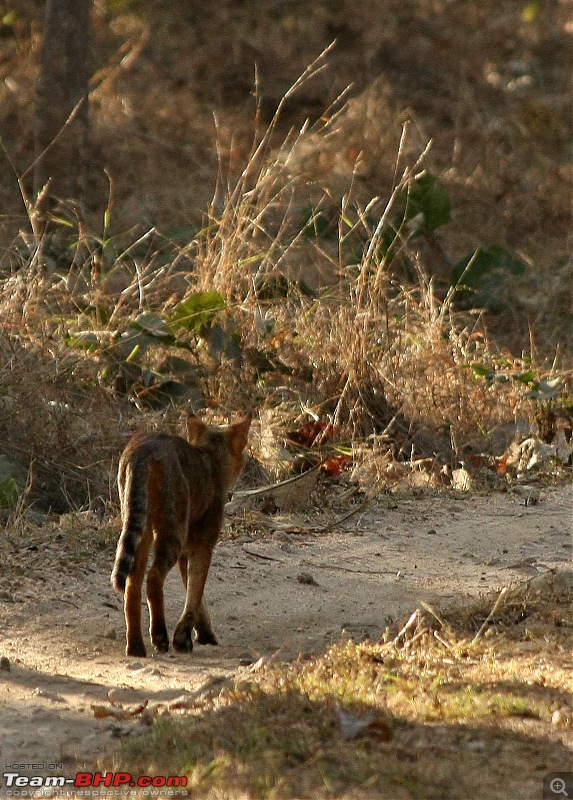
[
  {"left": 119, "top": 580, "right": 572, "bottom": 799},
  {"left": 1, "top": 96, "right": 555, "bottom": 513},
  {"left": 1, "top": 4, "right": 570, "bottom": 474},
  {"left": 0, "top": 54, "right": 569, "bottom": 510}
]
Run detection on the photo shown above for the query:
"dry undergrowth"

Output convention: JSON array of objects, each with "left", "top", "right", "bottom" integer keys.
[
  {"left": 2, "top": 48, "right": 566, "bottom": 510},
  {"left": 119, "top": 578, "right": 573, "bottom": 799},
  {"left": 0, "top": 0, "right": 571, "bottom": 514}
]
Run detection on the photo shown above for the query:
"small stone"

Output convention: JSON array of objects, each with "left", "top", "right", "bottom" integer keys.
[
  {"left": 0, "top": 656, "right": 10, "bottom": 672},
  {"left": 32, "top": 687, "right": 67, "bottom": 703},
  {"left": 297, "top": 572, "right": 319, "bottom": 586},
  {"left": 103, "top": 627, "right": 117, "bottom": 640},
  {"left": 510, "top": 485, "right": 541, "bottom": 505},
  {"left": 551, "top": 707, "right": 571, "bottom": 727}
]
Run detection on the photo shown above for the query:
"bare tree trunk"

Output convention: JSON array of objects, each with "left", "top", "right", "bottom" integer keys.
[{"left": 34, "top": 0, "right": 91, "bottom": 212}]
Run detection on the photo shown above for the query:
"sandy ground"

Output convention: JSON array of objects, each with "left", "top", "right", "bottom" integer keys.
[{"left": 0, "top": 484, "right": 571, "bottom": 793}]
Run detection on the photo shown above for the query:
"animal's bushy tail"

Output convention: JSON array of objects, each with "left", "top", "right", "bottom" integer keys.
[{"left": 111, "top": 455, "right": 148, "bottom": 593}]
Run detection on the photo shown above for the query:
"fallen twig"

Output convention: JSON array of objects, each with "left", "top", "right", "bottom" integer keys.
[
  {"left": 420, "top": 601, "right": 450, "bottom": 631},
  {"left": 230, "top": 462, "right": 324, "bottom": 501},
  {"left": 301, "top": 559, "right": 397, "bottom": 576},
  {"left": 316, "top": 499, "right": 371, "bottom": 532},
  {"left": 391, "top": 609, "right": 419, "bottom": 646},
  {"left": 242, "top": 547, "right": 283, "bottom": 562},
  {"left": 433, "top": 630, "right": 453, "bottom": 650},
  {"left": 470, "top": 586, "right": 509, "bottom": 646},
  {"left": 402, "top": 628, "right": 429, "bottom": 650}
]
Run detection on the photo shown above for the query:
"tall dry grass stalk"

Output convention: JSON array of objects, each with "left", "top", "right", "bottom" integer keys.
[{"left": 0, "top": 57, "right": 543, "bottom": 511}]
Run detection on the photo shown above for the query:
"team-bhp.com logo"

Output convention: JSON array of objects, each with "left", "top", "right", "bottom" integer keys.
[{"left": 2, "top": 771, "right": 188, "bottom": 795}]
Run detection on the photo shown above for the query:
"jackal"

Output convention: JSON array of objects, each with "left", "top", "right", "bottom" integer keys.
[{"left": 111, "top": 413, "right": 251, "bottom": 657}]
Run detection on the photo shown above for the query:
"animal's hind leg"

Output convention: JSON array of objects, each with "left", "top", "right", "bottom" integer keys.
[
  {"left": 176, "top": 554, "right": 217, "bottom": 644},
  {"left": 177, "top": 554, "right": 188, "bottom": 589},
  {"left": 147, "top": 537, "right": 180, "bottom": 653},
  {"left": 177, "top": 552, "right": 216, "bottom": 643},
  {"left": 173, "top": 542, "right": 215, "bottom": 652},
  {"left": 195, "top": 597, "right": 217, "bottom": 645},
  {"left": 124, "top": 528, "right": 152, "bottom": 657}
]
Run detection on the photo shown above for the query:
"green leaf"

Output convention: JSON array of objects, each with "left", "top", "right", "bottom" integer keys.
[
  {"left": 136, "top": 380, "right": 205, "bottom": 411},
  {"left": 65, "top": 331, "right": 99, "bottom": 352},
  {"left": 512, "top": 370, "right": 536, "bottom": 386},
  {"left": 255, "top": 275, "right": 315, "bottom": 300},
  {"left": 466, "top": 363, "right": 510, "bottom": 384},
  {"left": 300, "top": 207, "right": 337, "bottom": 239},
  {"left": 157, "top": 356, "right": 204, "bottom": 380},
  {"left": 0, "top": 478, "right": 19, "bottom": 509},
  {"left": 452, "top": 246, "right": 526, "bottom": 288},
  {"left": 168, "top": 291, "right": 225, "bottom": 333},
  {"left": 451, "top": 246, "right": 526, "bottom": 311},
  {"left": 468, "top": 363, "right": 495, "bottom": 380},
  {"left": 156, "top": 225, "right": 199, "bottom": 244},
  {"left": 399, "top": 172, "right": 451, "bottom": 234},
  {"left": 112, "top": 330, "right": 163, "bottom": 360}
]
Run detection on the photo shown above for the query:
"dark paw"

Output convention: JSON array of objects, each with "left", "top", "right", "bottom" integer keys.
[
  {"left": 151, "top": 626, "right": 170, "bottom": 654},
  {"left": 195, "top": 626, "right": 218, "bottom": 646},
  {"left": 173, "top": 625, "right": 194, "bottom": 653},
  {"left": 153, "top": 637, "right": 170, "bottom": 654},
  {"left": 126, "top": 640, "right": 147, "bottom": 658}
]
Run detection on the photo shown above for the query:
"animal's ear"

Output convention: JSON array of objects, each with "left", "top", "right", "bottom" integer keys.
[
  {"left": 186, "top": 413, "right": 208, "bottom": 445},
  {"left": 228, "top": 413, "right": 252, "bottom": 455}
]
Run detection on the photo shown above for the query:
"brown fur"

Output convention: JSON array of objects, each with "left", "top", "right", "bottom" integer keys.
[{"left": 111, "top": 414, "right": 251, "bottom": 657}]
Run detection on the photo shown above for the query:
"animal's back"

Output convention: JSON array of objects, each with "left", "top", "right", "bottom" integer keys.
[{"left": 112, "top": 433, "right": 228, "bottom": 592}]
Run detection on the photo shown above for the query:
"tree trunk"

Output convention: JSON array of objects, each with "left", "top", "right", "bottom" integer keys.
[{"left": 34, "top": 0, "right": 91, "bottom": 211}]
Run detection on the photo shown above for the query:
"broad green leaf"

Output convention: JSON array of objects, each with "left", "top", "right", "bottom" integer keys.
[
  {"left": 399, "top": 172, "right": 451, "bottom": 234},
  {"left": 0, "top": 478, "right": 19, "bottom": 509},
  {"left": 157, "top": 225, "right": 199, "bottom": 244},
  {"left": 468, "top": 363, "right": 495, "bottom": 379},
  {"left": 65, "top": 331, "right": 99, "bottom": 352},
  {"left": 301, "top": 208, "right": 336, "bottom": 239},
  {"left": 157, "top": 355, "right": 204, "bottom": 379},
  {"left": 168, "top": 291, "right": 225, "bottom": 333},
  {"left": 512, "top": 370, "right": 536, "bottom": 386},
  {"left": 467, "top": 363, "right": 508, "bottom": 383},
  {"left": 451, "top": 246, "right": 526, "bottom": 288},
  {"left": 111, "top": 331, "right": 162, "bottom": 360},
  {"left": 136, "top": 380, "right": 205, "bottom": 411},
  {"left": 255, "top": 275, "right": 314, "bottom": 300},
  {"left": 451, "top": 246, "right": 526, "bottom": 311}
]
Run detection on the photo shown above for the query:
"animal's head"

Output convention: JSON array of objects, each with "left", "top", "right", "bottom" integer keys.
[{"left": 186, "top": 412, "right": 252, "bottom": 487}]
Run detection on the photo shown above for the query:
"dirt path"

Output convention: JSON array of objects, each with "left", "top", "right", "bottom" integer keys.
[{"left": 0, "top": 485, "right": 571, "bottom": 792}]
